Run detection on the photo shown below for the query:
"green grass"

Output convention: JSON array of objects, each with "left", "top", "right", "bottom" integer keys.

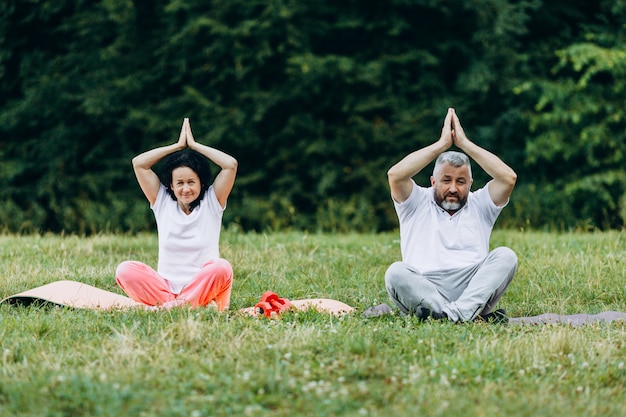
[{"left": 0, "top": 230, "right": 625, "bottom": 417}]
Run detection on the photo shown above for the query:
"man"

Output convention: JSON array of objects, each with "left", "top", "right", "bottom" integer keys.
[{"left": 384, "top": 108, "right": 518, "bottom": 323}]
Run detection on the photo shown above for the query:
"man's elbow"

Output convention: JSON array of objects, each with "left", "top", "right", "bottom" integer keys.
[
  {"left": 508, "top": 170, "right": 518, "bottom": 188},
  {"left": 387, "top": 166, "right": 402, "bottom": 184}
]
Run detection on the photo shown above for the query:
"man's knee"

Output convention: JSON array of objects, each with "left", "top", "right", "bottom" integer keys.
[
  {"left": 491, "top": 247, "right": 518, "bottom": 268},
  {"left": 384, "top": 261, "right": 407, "bottom": 288},
  {"left": 487, "top": 247, "right": 518, "bottom": 288}
]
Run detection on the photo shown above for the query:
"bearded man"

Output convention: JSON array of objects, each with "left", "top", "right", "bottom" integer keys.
[{"left": 384, "top": 108, "right": 518, "bottom": 323}]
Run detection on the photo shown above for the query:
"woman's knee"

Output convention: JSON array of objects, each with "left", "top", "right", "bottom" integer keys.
[
  {"left": 116, "top": 261, "right": 137, "bottom": 279},
  {"left": 203, "top": 258, "right": 234, "bottom": 283},
  {"left": 115, "top": 261, "right": 149, "bottom": 286}
]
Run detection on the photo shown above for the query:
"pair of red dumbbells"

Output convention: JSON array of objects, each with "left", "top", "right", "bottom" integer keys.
[{"left": 254, "top": 291, "right": 292, "bottom": 317}]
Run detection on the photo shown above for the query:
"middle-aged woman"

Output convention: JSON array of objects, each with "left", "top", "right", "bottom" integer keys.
[{"left": 115, "top": 118, "right": 237, "bottom": 310}]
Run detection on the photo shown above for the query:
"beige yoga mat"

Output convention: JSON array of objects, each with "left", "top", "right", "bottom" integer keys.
[
  {"left": 1, "top": 280, "right": 141, "bottom": 310},
  {"left": 1, "top": 280, "right": 356, "bottom": 316},
  {"left": 240, "top": 298, "right": 355, "bottom": 317}
]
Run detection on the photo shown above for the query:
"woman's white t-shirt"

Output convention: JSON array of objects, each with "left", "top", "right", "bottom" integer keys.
[{"left": 151, "top": 184, "right": 225, "bottom": 293}]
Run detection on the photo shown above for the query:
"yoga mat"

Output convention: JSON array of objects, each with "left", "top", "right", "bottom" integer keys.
[
  {"left": 1, "top": 280, "right": 355, "bottom": 316},
  {"left": 362, "top": 303, "right": 626, "bottom": 326}
]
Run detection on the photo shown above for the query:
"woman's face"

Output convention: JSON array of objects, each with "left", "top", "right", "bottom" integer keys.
[{"left": 171, "top": 166, "right": 201, "bottom": 208}]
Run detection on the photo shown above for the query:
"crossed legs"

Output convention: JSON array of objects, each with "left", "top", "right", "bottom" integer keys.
[
  {"left": 385, "top": 247, "right": 517, "bottom": 322},
  {"left": 116, "top": 258, "right": 233, "bottom": 311}
]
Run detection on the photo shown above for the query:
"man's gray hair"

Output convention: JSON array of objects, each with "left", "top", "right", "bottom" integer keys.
[{"left": 433, "top": 151, "right": 472, "bottom": 179}]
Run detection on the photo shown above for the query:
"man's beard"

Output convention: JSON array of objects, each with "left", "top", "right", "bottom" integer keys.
[
  {"left": 441, "top": 199, "right": 463, "bottom": 211},
  {"left": 436, "top": 192, "right": 467, "bottom": 212}
]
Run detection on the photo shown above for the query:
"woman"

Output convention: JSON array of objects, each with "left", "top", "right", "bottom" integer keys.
[{"left": 116, "top": 118, "right": 237, "bottom": 310}]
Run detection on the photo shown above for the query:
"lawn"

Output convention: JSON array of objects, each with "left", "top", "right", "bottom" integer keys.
[{"left": 0, "top": 230, "right": 625, "bottom": 416}]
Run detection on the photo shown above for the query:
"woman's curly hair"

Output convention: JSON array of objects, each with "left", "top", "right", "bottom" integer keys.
[{"left": 160, "top": 150, "right": 212, "bottom": 211}]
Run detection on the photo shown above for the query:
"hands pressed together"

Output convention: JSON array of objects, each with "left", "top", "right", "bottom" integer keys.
[
  {"left": 176, "top": 117, "right": 198, "bottom": 150},
  {"left": 438, "top": 108, "right": 470, "bottom": 151}
]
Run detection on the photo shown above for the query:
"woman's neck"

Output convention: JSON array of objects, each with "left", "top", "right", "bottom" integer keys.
[{"left": 178, "top": 202, "right": 193, "bottom": 215}]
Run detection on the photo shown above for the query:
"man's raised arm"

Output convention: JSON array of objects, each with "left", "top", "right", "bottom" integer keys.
[
  {"left": 450, "top": 109, "right": 517, "bottom": 207},
  {"left": 387, "top": 109, "right": 454, "bottom": 203}
]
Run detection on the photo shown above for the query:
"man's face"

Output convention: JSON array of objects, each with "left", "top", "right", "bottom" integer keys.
[{"left": 431, "top": 163, "right": 472, "bottom": 213}]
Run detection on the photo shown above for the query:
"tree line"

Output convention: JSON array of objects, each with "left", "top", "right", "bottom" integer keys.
[{"left": 1, "top": 0, "right": 624, "bottom": 234}]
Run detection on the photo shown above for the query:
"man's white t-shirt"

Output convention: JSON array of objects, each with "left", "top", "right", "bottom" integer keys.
[
  {"left": 394, "top": 180, "right": 503, "bottom": 273},
  {"left": 152, "top": 184, "right": 225, "bottom": 293}
]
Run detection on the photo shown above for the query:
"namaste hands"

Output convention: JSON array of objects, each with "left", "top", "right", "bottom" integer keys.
[
  {"left": 176, "top": 117, "right": 198, "bottom": 150},
  {"left": 439, "top": 108, "right": 471, "bottom": 151}
]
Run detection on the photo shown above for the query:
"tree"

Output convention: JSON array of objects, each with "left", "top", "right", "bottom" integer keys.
[
  {"left": 514, "top": 0, "right": 626, "bottom": 229},
  {"left": 1, "top": 0, "right": 622, "bottom": 233}
]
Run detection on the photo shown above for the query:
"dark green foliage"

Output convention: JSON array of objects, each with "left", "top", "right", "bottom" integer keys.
[
  {"left": 0, "top": 0, "right": 625, "bottom": 233},
  {"left": 514, "top": 0, "right": 626, "bottom": 230}
]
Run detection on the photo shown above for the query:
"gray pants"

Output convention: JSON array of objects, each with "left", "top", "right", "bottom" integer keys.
[{"left": 385, "top": 247, "right": 518, "bottom": 322}]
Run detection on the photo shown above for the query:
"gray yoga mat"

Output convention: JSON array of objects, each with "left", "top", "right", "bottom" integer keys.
[{"left": 362, "top": 303, "right": 626, "bottom": 326}]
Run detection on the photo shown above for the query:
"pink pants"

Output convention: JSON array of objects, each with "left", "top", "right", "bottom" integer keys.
[{"left": 116, "top": 259, "right": 233, "bottom": 311}]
